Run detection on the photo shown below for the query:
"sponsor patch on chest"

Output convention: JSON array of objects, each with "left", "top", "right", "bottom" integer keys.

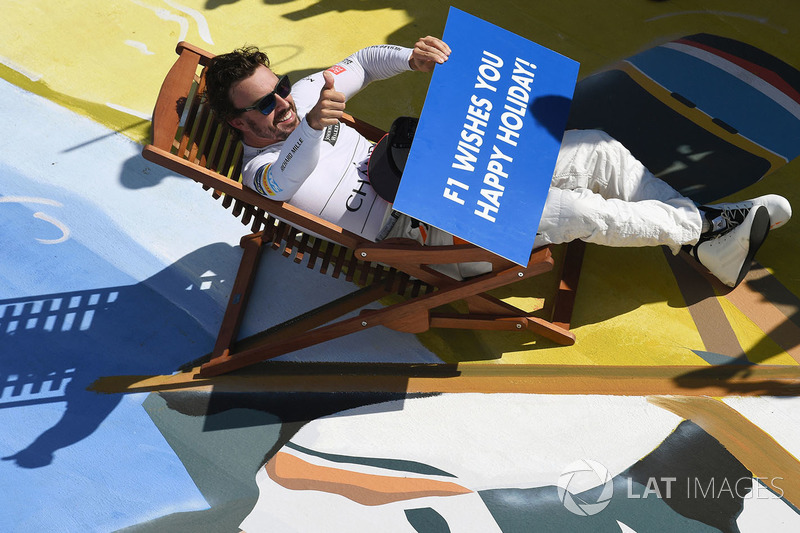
[{"left": 323, "top": 123, "right": 340, "bottom": 146}]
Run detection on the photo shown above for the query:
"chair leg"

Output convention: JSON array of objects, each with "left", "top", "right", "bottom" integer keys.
[
  {"left": 551, "top": 240, "right": 585, "bottom": 331},
  {"left": 200, "top": 283, "right": 392, "bottom": 376},
  {"left": 198, "top": 243, "right": 580, "bottom": 376},
  {"left": 211, "top": 232, "right": 265, "bottom": 360}
]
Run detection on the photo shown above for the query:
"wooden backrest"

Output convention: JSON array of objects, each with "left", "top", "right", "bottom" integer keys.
[
  {"left": 144, "top": 42, "right": 396, "bottom": 248},
  {"left": 143, "top": 42, "right": 432, "bottom": 296}
]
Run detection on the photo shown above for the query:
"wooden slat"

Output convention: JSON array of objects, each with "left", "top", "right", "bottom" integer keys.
[
  {"left": 261, "top": 217, "right": 279, "bottom": 243},
  {"left": 355, "top": 255, "right": 372, "bottom": 284},
  {"left": 240, "top": 203, "right": 255, "bottom": 226},
  {"left": 227, "top": 142, "right": 244, "bottom": 181},
  {"left": 205, "top": 123, "right": 226, "bottom": 171},
  {"left": 250, "top": 209, "right": 268, "bottom": 233},
  {"left": 357, "top": 240, "right": 515, "bottom": 270},
  {"left": 221, "top": 193, "right": 234, "bottom": 209},
  {"left": 344, "top": 251, "right": 359, "bottom": 282},
  {"left": 271, "top": 222, "right": 291, "bottom": 251},
  {"left": 307, "top": 237, "right": 323, "bottom": 270},
  {"left": 187, "top": 100, "right": 212, "bottom": 164},
  {"left": 211, "top": 233, "right": 265, "bottom": 359},
  {"left": 218, "top": 134, "right": 238, "bottom": 176},
  {"left": 283, "top": 228, "right": 298, "bottom": 258},
  {"left": 319, "top": 241, "right": 335, "bottom": 274},
  {"left": 295, "top": 233, "right": 311, "bottom": 264},
  {"left": 331, "top": 245, "right": 348, "bottom": 279}
]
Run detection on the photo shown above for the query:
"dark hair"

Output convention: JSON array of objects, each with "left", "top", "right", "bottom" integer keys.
[{"left": 205, "top": 46, "right": 271, "bottom": 124}]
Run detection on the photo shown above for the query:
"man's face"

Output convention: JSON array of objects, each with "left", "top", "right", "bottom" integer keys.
[{"left": 228, "top": 65, "right": 300, "bottom": 146}]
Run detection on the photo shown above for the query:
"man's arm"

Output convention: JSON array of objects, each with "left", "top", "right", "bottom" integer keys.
[
  {"left": 298, "top": 36, "right": 451, "bottom": 122},
  {"left": 251, "top": 37, "right": 450, "bottom": 201}
]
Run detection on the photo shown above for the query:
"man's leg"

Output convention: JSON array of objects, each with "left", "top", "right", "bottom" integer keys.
[
  {"left": 532, "top": 130, "right": 790, "bottom": 288},
  {"left": 536, "top": 129, "right": 702, "bottom": 253}
]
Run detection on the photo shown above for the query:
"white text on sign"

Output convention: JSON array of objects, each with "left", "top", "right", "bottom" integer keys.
[{"left": 443, "top": 51, "right": 537, "bottom": 223}]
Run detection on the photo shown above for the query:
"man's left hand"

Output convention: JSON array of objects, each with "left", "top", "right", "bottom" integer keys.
[{"left": 409, "top": 36, "right": 451, "bottom": 72}]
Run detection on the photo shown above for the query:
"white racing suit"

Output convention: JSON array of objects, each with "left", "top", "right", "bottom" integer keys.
[{"left": 241, "top": 47, "right": 704, "bottom": 279}]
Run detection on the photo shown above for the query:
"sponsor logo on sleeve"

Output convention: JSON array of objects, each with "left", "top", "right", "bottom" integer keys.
[
  {"left": 253, "top": 164, "right": 282, "bottom": 197},
  {"left": 267, "top": 169, "right": 283, "bottom": 194},
  {"left": 327, "top": 65, "right": 347, "bottom": 75}
]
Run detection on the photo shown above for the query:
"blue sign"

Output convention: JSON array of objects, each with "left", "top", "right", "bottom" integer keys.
[{"left": 393, "top": 7, "right": 580, "bottom": 265}]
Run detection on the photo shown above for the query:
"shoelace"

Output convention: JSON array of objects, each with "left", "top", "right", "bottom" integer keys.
[
  {"left": 719, "top": 205, "right": 750, "bottom": 230},
  {"left": 705, "top": 204, "right": 751, "bottom": 235}
]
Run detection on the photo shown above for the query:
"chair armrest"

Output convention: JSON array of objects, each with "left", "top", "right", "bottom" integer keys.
[{"left": 341, "top": 113, "right": 385, "bottom": 143}]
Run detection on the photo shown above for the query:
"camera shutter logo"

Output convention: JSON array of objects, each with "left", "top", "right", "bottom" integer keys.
[{"left": 557, "top": 459, "right": 614, "bottom": 516}]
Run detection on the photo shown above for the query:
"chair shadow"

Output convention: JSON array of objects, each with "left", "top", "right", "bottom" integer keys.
[{"left": 0, "top": 242, "right": 241, "bottom": 468}]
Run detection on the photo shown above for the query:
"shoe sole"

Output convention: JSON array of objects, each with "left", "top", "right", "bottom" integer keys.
[{"left": 733, "top": 205, "right": 770, "bottom": 287}]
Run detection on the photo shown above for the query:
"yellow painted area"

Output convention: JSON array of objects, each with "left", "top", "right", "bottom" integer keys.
[
  {"left": 5, "top": 0, "right": 800, "bottom": 143},
  {"left": 0, "top": 0, "right": 415, "bottom": 141},
  {"left": 423, "top": 245, "right": 712, "bottom": 366}
]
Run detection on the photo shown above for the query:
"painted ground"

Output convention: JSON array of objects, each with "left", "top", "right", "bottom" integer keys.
[{"left": 1, "top": 1, "right": 799, "bottom": 531}]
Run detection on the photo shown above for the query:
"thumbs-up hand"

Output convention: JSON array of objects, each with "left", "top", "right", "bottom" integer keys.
[{"left": 307, "top": 70, "right": 346, "bottom": 130}]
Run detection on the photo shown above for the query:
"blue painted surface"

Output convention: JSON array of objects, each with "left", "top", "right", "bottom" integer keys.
[
  {"left": 629, "top": 45, "right": 800, "bottom": 160},
  {"left": 0, "top": 79, "right": 241, "bottom": 531},
  {"left": 0, "top": 77, "right": 442, "bottom": 532}
]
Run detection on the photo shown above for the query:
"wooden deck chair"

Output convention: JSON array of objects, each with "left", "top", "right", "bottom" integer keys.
[{"left": 142, "top": 42, "right": 581, "bottom": 377}]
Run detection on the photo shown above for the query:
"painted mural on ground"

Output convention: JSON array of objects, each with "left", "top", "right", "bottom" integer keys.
[
  {"left": 237, "top": 394, "right": 800, "bottom": 533},
  {"left": 2, "top": 1, "right": 800, "bottom": 532}
]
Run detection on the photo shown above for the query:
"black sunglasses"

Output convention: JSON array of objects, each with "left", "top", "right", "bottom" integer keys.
[{"left": 235, "top": 75, "right": 292, "bottom": 115}]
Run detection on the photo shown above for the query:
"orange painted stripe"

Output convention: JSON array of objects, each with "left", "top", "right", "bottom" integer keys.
[
  {"left": 650, "top": 396, "right": 800, "bottom": 509},
  {"left": 727, "top": 267, "right": 800, "bottom": 364},
  {"left": 90, "top": 363, "right": 800, "bottom": 397},
  {"left": 265, "top": 451, "right": 472, "bottom": 506},
  {"left": 419, "top": 224, "right": 428, "bottom": 243}
]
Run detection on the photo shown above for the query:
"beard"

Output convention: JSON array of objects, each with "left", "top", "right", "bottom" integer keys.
[{"left": 245, "top": 100, "right": 300, "bottom": 143}]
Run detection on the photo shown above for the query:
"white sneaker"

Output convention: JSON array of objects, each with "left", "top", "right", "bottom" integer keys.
[
  {"left": 693, "top": 205, "right": 770, "bottom": 288},
  {"left": 701, "top": 194, "right": 791, "bottom": 235}
]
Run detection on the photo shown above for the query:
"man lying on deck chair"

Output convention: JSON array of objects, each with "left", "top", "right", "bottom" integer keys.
[{"left": 204, "top": 36, "right": 791, "bottom": 288}]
